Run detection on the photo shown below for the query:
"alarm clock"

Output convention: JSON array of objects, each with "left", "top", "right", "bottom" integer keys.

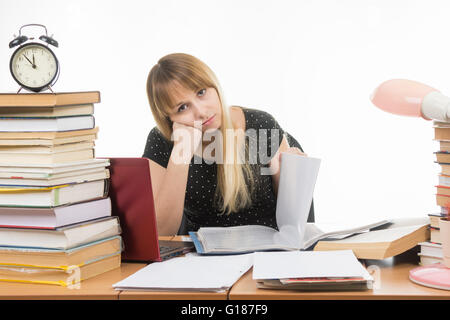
[{"left": 9, "top": 24, "right": 60, "bottom": 93}]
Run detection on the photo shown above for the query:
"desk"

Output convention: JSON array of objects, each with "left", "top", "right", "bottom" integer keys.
[
  {"left": 1, "top": 247, "right": 450, "bottom": 300},
  {"left": 228, "top": 249, "right": 450, "bottom": 300},
  {"left": 118, "top": 288, "right": 228, "bottom": 300}
]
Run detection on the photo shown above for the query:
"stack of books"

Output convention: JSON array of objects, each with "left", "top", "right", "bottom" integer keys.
[
  {"left": 0, "top": 92, "right": 121, "bottom": 287},
  {"left": 419, "top": 121, "right": 450, "bottom": 266}
]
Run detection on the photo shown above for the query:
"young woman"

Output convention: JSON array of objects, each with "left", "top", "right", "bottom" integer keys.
[{"left": 143, "top": 53, "right": 310, "bottom": 235}]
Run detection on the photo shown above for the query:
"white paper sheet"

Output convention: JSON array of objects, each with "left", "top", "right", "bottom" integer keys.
[
  {"left": 273, "top": 154, "right": 321, "bottom": 249},
  {"left": 113, "top": 253, "right": 254, "bottom": 292},
  {"left": 252, "top": 250, "right": 372, "bottom": 280}
]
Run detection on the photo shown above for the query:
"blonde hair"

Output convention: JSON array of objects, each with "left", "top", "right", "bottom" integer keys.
[{"left": 146, "top": 53, "right": 256, "bottom": 215}]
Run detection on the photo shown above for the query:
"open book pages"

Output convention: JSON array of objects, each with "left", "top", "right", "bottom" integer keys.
[
  {"left": 192, "top": 225, "right": 294, "bottom": 254},
  {"left": 112, "top": 254, "right": 253, "bottom": 292},
  {"left": 190, "top": 217, "right": 390, "bottom": 254},
  {"left": 302, "top": 218, "right": 391, "bottom": 249},
  {"left": 190, "top": 154, "right": 321, "bottom": 254}
]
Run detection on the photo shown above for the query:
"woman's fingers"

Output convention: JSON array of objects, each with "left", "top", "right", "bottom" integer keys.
[
  {"left": 287, "top": 147, "right": 307, "bottom": 156},
  {"left": 280, "top": 147, "right": 307, "bottom": 163}
]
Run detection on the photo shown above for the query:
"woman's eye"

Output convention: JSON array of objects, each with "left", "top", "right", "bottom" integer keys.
[
  {"left": 177, "top": 104, "right": 188, "bottom": 113},
  {"left": 197, "top": 88, "right": 206, "bottom": 96}
]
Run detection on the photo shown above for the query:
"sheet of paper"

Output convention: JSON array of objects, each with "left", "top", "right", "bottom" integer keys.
[
  {"left": 252, "top": 250, "right": 372, "bottom": 280},
  {"left": 113, "top": 253, "right": 253, "bottom": 292},
  {"left": 274, "top": 154, "right": 321, "bottom": 248}
]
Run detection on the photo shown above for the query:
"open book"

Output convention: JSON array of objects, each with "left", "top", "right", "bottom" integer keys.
[
  {"left": 189, "top": 154, "right": 389, "bottom": 254},
  {"left": 313, "top": 217, "right": 430, "bottom": 259}
]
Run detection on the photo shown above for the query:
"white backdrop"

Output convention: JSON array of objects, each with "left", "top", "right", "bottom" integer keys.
[{"left": 0, "top": 0, "right": 448, "bottom": 223}]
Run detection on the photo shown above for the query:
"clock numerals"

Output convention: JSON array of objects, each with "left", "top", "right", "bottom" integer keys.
[{"left": 10, "top": 43, "right": 58, "bottom": 91}]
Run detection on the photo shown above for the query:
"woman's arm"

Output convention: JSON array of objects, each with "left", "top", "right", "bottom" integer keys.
[
  {"left": 148, "top": 122, "right": 202, "bottom": 236},
  {"left": 149, "top": 158, "right": 190, "bottom": 236},
  {"left": 269, "top": 135, "right": 307, "bottom": 196}
]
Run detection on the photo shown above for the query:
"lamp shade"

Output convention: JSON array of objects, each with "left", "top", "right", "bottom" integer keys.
[{"left": 370, "top": 79, "right": 438, "bottom": 119}]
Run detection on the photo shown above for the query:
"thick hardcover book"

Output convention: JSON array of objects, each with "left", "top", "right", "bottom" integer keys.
[
  {"left": 0, "top": 216, "right": 121, "bottom": 250},
  {"left": 0, "top": 179, "right": 109, "bottom": 207},
  {"left": 0, "top": 115, "right": 95, "bottom": 132},
  {"left": 0, "top": 235, "right": 122, "bottom": 268},
  {"left": 314, "top": 217, "right": 430, "bottom": 259},
  {"left": 0, "top": 197, "right": 112, "bottom": 229},
  {"left": 0, "top": 104, "right": 94, "bottom": 118},
  {"left": 0, "top": 253, "right": 121, "bottom": 286},
  {"left": 0, "top": 127, "right": 98, "bottom": 140},
  {"left": 0, "top": 91, "right": 100, "bottom": 107}
]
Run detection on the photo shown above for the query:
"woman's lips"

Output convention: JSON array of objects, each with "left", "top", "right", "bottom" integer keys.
[{"left": 202, "top": 115, "right": 215, "bottom": 126}]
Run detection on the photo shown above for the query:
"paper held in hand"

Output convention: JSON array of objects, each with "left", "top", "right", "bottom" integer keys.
[{"left": 189, "top": 153, "right": 390, "bottom": 254}]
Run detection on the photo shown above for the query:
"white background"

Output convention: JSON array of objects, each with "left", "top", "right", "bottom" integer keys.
[{"left": 0, "top": 0, "right": 448, "bottom": 223}]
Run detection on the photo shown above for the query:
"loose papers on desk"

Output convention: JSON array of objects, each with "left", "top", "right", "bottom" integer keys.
[
  {"left": 253, "top": 250, "right": 373, "bottom": 290},
  {"left": 112, "top": 254, "right": 253, "bottom": 292}
]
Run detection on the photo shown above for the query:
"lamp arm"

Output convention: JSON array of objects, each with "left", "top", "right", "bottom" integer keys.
[{"left": 421, "top": 91, "right": 450, "bottom": 122}]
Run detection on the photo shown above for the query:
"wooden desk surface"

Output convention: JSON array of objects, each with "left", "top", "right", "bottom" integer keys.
[
  {"left": 0, "top": 262, "right": 146, "bottom": 300},
  {"left": 2, "top": 239, "right": 448, "bottom": 300},
  {"left": 229, "top": 249, "right": 450, "bottom": 300},
  {"left": 118, "top": 288, "right": 228, "bottom": 300}
]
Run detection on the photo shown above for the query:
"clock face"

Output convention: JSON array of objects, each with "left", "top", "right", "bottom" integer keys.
[{"left": 10, "top": 43, "right": 58, "bottom": 91}]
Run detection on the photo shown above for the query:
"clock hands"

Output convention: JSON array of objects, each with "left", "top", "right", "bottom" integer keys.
[{"left": 22, "top": 54, "right": 36, "bottom": 69}]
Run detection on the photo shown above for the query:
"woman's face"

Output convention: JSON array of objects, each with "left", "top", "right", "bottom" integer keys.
[{"left": 167, "top": 82, "right": 222, "bottom": 132}]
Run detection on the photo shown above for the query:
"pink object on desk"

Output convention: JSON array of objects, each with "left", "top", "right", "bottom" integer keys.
[{"left": 409, "top": 264, "right": 450, "bottom": 291}]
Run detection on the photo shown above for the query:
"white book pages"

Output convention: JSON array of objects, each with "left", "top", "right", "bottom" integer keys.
[
  {"left": 113, "top": 254, "right": 254, "bottom": 292},
  {"left": 196, "top": 155, "right": 321, "bottom": 253},
  {"left": 0, "top": 116, "right": 94, "bottom": 132},
  {"left": 274, "top": 154, "right": 321, "bottom": 249},
  {"left": 197, "top": 225, "right": 288, "bottom": 253},
  {"left": 252, "top": 250, "right": 372, "bottom": 281}
]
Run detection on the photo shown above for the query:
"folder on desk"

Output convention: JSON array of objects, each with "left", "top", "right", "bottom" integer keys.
[{"left": 253, "top": 250, "right": 373, "bottom": 290}]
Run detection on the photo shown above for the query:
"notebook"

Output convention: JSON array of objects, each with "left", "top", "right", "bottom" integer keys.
[{"left": 106, "top": 157, "right": 194, "bottom": 262}]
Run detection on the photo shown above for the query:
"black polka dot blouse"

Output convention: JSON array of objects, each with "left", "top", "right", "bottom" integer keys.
[{"left": 143, "top": 107, "right": 302, "bottom": 233}]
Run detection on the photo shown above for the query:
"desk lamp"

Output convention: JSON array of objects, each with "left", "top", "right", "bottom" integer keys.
[{"left": 370, "top": 78, "right": 450, "bottom": 290}]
